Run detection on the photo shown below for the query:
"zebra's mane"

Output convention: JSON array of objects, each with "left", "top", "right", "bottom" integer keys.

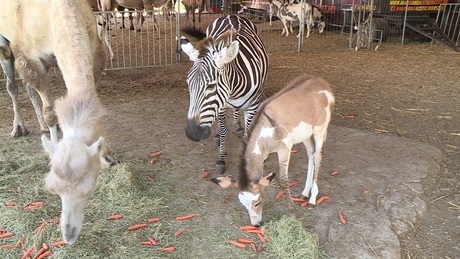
[{"left": 197, "top": 30, "right": 237, "bottom": 59}]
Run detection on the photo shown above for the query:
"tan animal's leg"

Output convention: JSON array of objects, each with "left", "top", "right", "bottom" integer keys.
[
  {"left": 23, "top": 81, "right": 47, "bottom": 132},
  {"left": 14, "top": 51, "right": 58, "bottom": 142}
]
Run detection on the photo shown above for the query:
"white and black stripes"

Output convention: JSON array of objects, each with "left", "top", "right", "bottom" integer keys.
[{"left": 181, "top": 15, "right": 268, "bottom": 174}]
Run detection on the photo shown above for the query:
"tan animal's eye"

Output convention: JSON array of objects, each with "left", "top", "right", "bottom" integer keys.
[{"left": 254, "top": 201, "right": 261, "bottom": 207}]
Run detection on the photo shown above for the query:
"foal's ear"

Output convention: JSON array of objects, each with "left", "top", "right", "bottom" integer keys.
[
  {"left": 256, "top": 172, "right": 276, "bottom": 187},
  {"left": 41, "top": 135, "right": 58, "bottom": 155},
  {"left": 211, "top": 177, "right": 238, "bottom": 188}
]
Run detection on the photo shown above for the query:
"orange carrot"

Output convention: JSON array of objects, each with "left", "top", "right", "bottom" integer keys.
[
  {"left": 148, "top": 237, "right": 158, "bottom": 245},
  {"left": 33, "top": 247, "right": 46, "bottom": 259},
  {"left": 316, "top": 195, "right": 330, "bottom": 204},
  {"left": 223, "top": 196, "right": 231, "bottom": 203},
  {"left": 275, "top": 190, "right": 284, "bottom": 200},
  {"left": 345, "top": 115, "right": 355, "bottom": 119},
  {"left": 300, "top": 201, "right": 309, "bottom": 207},
  {"left": 15, "top": 237, "right": 25, "bottom": 247},
  {"left": 41, "top": 243, "right": 49, "bottom": 250},
  {"left": 237, "top": 238, "right": 253, "bottom": 244},
  {"left": 338, "top": 211, "right": 347, "bottom": 224},
  {"left": 147, "top": 176, "right": 154, "bottom": 181},
  {"left": 288, "top": 181, "right": 300, "bottom": 187},
  {"left": 51, "top": 240, "right": 66, "bottom": 247},
  {"left": 250, "top": 242, "right": 257, "bottom": 252},
  {"left": 331, "top": 170, "right": 339, "bottom": 175},
  {"left": 202, "top": 172, "right": 211, "bottom": 179},
  {"left": 229, "top": 241, "right": 246, "bottom": 248},
  {"left": 363, "top": 190, "right": 369, "bottom": 194},
  {"left": 291, "top": 197, "right": 305, "bottom": 202},
  {"left": 5, "top": 201, "right": 16, "bottom": 206},
  {"left": 175, "top": 214, "right": 195, "bottom": 221},
  {"left": 36, "top": 250, "right": 52, "bottom": 259},
  {"left": 0, "top": 232, "right": 13, "bottom": 238},
  {"left": 107, "top": 214, "right": 123, "bottom": 220},
  {"left": 21, "top": 246, "right": 34, "bottom": 259},
  {"left": 174, "top": 229, "right": 184, "bottom": 236},
  {"left": 147, "top": 217, "right": 160, "bottom": 223},
  {"left": 257, "top": 232, "right": 267, "bottom": 243},
  {"left": 34, "top": 223, "right": 45, "bottom": 234},
  {"left": 0, "top": 228, "right": 4, "bottom": 234},
  {"left": 150, "top": 159, "right": 155, "bottom": 165},
  {"left": 244, "top": 229, "right": 263, "bottom": 234},
  {"left": 128, "top": 223, "right": 147, "bottom": 231},
  {"left": 150, "top": 151, "right": 161, "bottom": 157},
  {"left": 291, "top": 149, "right": 298, "bottom": 153},
  {"left": 108, "top": 246, "right": 113, "bottom": 251},
  {"left": 24, "top": 202, "right": 44, "bottom": 210},
  {"left": 157, "top": 246, "right": 175, "bottom": 252},
  {"left": 140, "top": 241, "right": 152, "bottom": 245},
  {"left": 0, "top": 244, "right": 14, "bottom": 249},
  {"left": 239, "top": 226, "right": 258, "bottom": 231}
]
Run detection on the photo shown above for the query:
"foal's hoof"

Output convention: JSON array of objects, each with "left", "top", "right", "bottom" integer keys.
[{"left": 216, "top": 161, "right": 226, "bottom": 175}]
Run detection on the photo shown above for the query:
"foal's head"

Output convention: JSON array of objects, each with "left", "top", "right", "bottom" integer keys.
[
  {"left": 212, "top": 172, "right": 276, "bottom": 226},
  {"left": 42, "top": 135, "right": 105, "bottom": 244}
]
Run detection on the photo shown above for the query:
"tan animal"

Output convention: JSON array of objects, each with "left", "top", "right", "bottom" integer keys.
[
  {"left": 182, "top": 0, "right": 204, "bottom": 29},
  {"left": 0, "top": 0, "right": 114, "bottom": 244},
  {"left": 213, "top": 74, "right": 334, "bottom": 226}
]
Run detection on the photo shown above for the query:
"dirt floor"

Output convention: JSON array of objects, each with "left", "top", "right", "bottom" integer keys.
[{"left": 1, "top": 13, "right": 459, "bottom": 258}]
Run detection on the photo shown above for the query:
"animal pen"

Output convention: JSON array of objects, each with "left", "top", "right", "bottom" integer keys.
[
  {"left": 1, "top": 0, "right": 459, "bottom": 76},
  {"left": 93, "top": 0, "right": 458, "bottom": 73}
]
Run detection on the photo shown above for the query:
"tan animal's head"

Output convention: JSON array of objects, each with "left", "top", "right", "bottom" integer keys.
[
  {"left": 212, "top": 172, "right": 276, "bottom": 226},
  {"left": 42, "top": 135, "right": 105, "bottom": 245}
]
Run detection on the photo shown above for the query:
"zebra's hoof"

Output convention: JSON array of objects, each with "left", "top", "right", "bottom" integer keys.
[{"left": 216, "top": 161, "right": 226, "bottom": 175}]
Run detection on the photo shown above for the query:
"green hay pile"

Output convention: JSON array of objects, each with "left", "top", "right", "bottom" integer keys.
[{"left": 263, "top": 215, "right": 324, "bottom": 259}]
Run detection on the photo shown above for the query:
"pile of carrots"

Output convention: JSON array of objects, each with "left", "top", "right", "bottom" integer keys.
[
  {"left": 104, "top": 213, "right": 197, "bottom": 252},
  {"left": 228, "top": 226, "right": 267, "bottom": 252}
]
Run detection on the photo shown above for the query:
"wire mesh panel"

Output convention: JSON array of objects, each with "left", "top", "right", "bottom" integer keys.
[{"left": 95, "top": 9, "right": 179, "bottom": 70}]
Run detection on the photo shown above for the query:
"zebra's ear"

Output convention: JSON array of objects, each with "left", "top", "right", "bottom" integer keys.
[
  {"left": 180, "top": 36, "right": 199, "bottom": 61},
  {"left": 214, "top": 40, "right": 239, "bottom": 68}
]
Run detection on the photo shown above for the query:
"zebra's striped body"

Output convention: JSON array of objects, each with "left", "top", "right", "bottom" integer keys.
[{"left": 181, "top": 15, "right": 269, "bottom": 174}]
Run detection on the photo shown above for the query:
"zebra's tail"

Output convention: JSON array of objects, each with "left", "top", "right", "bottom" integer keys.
[{"left": 182, "top": 27, "right": 207, "bottom": 40}]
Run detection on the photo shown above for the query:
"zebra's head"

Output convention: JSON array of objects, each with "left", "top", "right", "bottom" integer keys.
[{"left": 180, "top": 32, "right": 239, "bottom": 142}]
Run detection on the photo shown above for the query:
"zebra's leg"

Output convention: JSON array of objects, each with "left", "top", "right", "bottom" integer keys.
[
  {"left": 233, "top": 108, "right": 244, "bottom": 137},
  {"left": 216, "top": 109, "right": 228, "bottom": 174}
]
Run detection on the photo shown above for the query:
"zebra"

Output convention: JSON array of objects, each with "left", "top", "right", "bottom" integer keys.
[{"left": 180, "top": 15, "right": 269, "bottom": 174}]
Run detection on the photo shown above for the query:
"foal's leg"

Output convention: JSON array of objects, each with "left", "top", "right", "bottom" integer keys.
[
  {"left": 301, "top": 136, "right": 315, "bottom": 199},
  {"left": 307, "top": 132, "right": 326, "bottom": 205},
  {"left": 277, "top": 147, "right": 296, "bottom": 214},
  {"left": 216, "top": 109, "right": 228, "bottom": 174}
]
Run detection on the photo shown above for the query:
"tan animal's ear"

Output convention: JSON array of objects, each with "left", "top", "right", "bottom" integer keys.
[
  {"left": 256, "top": 172, "right": 276, "bottom": 187},
  {"left": 211, "top": 177, "right": 238, "bottom": 188}
]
